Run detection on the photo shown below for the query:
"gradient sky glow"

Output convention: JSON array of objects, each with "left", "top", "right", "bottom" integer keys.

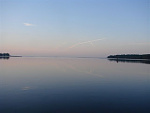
[{"left": 0, "top": 0, "right": 149, "bottom": 57}]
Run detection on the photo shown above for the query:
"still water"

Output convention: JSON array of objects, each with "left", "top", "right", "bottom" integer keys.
[{"left": 0, "top": 57, "right": 149, "bottom": 113}]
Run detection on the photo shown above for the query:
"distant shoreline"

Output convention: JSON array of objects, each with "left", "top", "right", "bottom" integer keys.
[
  {"left": 0, "top": 53, "right": 22, "bottom": 58},
  {"left": 107, "top": 54, "right": 150, "bottom": 60},
  {"left": 10, "top": 56, "right": 22, "bottom": 57}
]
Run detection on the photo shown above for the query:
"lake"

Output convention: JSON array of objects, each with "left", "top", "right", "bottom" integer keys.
[{"left": 0, "top": 57, "right": 149, "bottom": 113}]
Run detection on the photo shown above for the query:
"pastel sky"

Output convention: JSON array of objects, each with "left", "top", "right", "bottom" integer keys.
[{"left": 0, "top": 0, "right": 149, "bottom": 57}]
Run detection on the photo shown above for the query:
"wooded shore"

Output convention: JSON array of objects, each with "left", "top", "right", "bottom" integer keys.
[{"left": 107, "top": 54, "right": 150, "bottom": 59}]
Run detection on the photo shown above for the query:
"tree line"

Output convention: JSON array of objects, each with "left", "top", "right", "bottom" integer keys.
[
  {"left": 107, "top": 54, "right": 150, "bottom": 59},
  {"left": 0, "top": 53, "right": 10, "bottom": 57}
]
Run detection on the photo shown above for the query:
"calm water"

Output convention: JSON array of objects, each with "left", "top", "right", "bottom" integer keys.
[{"left": 0, "top": 57, "right": 149, "bottom": 113}]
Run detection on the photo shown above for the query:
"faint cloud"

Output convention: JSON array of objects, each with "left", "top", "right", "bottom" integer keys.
[
  {"left": 23, "top": 23, "right": 34, "bottom": 26},
  {"left": 69, "top": 38, "right": 105, "bottom": 48}
]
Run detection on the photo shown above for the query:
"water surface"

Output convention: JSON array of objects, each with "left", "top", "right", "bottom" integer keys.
[{"left": 0, "top": 57, "right": 149, "bottom": 113}]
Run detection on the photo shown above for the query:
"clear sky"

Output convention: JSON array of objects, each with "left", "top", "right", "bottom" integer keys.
[{"left": 0, "top": 0, "right": 149, "bottom": 57}]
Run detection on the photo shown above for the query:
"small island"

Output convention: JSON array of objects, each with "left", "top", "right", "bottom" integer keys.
[
  {"left": 107, "top": 54, "right": 150, "bottom": 60},
  {"left": 0, "top": 53, "right": 10, "bottom": 59},
  {"left": 0, "top": 53, "right": 22, "bottom": 59},
  {"left": 0, "top": 53, "right": 10, "bottom": 57}
]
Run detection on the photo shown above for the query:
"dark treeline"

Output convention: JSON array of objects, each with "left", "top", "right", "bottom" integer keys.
[
  {"left": 107, "top": 54, "right": 150, "bottom": 59},
  {"left": 0, "top": 53, "right": 10, "bottom": 57}
]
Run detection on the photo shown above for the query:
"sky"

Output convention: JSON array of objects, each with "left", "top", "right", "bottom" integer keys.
[{"left": 0, "top": 0, "right": 149, "bottom": 57}]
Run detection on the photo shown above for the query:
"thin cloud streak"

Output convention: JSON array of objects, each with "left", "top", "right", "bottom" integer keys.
[
  {"left": 23, "top": 23, "right": 34, "bottom": 26},
  {"left": 70, "top": 38, "right": 105, "bottom": 48}
]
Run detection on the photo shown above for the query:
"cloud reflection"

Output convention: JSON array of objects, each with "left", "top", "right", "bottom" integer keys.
[{"left": 22, "top": 86, "right": 31, "bottom": 91}]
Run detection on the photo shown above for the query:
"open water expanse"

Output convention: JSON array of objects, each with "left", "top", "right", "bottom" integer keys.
[{"left": 0, "top": 57, "right": 149, "bottom": 113}]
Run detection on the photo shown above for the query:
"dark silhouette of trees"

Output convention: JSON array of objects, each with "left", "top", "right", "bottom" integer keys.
[
  {"left": 107, "top": 54, "right": 150, "bottom": 59},
  {"left": 0, "top": 53, "right": 10, "bottom": 57}
]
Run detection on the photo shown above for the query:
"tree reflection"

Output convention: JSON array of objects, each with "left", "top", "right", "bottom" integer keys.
[
  {"left": 0, "top": 57, "right": 10, "bottom": 60},
  {"left": 108, "top": 58, "right": 150, "bottom": 64}
]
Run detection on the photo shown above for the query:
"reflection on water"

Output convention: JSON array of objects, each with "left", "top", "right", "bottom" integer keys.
[
  {"left": 108, "top": 58, "right": 150, "bottom": 64},
  {"left": 0, "top": 57, "right": 10, "bottom": 60},
  {"left": 0, "top": 57, "right": 149, "bottom": 113}
]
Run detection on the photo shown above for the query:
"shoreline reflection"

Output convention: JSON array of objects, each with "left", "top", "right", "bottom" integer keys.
[
  {"left": 108, "top": 58, "right": 150, "bottom": 64},
  {"left": 0, "top": 57, "right": 10, "bottom": 60}
]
